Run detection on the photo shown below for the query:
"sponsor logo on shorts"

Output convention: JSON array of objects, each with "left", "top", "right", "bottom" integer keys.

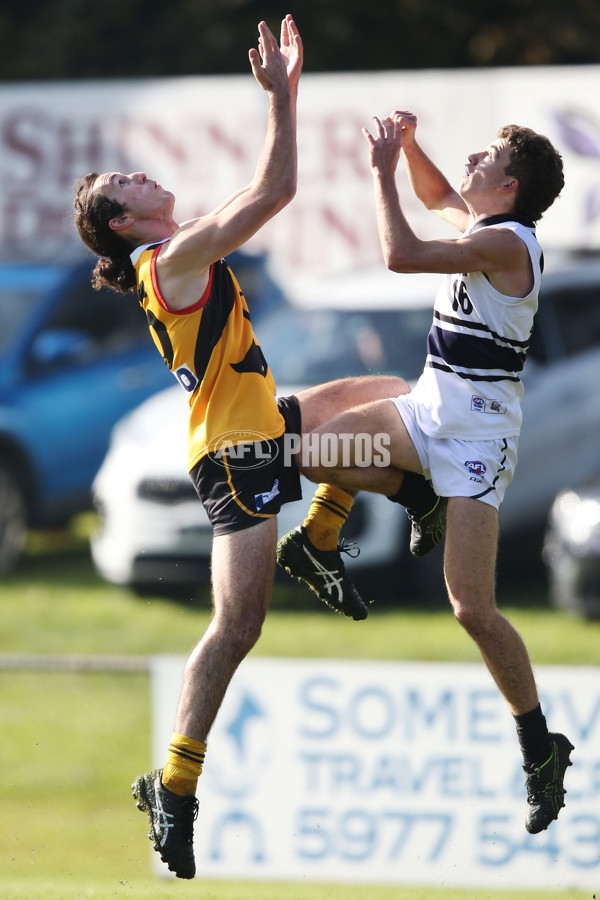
[
  {"left": 465, "top": 459, "right": 486, "bottom": 482},
  {"left": 471, "top": 396, "right": 506, "bottom": 415},
  {"left": 255, "top": 479, "right": 280, "bottom": 511},
  {"left": 208, "top": 431, "right": 279, "bottom": 470}
]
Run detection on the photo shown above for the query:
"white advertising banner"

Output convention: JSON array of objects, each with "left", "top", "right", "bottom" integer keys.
[
  {"left": 0, "top": 66, "right": 599, "bottom": 283},
  {"left": 151, "top": 655, "right": 600, "bottom": 890}
]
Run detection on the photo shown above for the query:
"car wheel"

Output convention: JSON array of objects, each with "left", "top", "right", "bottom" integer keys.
[{"left": 0, "top": 460, "right": 27, "bottom": 574}]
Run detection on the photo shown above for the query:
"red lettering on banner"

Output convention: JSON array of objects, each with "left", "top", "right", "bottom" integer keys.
[
  {"left": 321, "top": 206, "right": 363, "bottom": 251},
  {"left": 142, "top": 123, "right": 187, "bottom": 164},
  {"left": 57, "top": 120, "right": 104, "bottom": 186},
  {"left": 323, "top": 116, "right": 371, "bottom": 181},
  {"left": 255, "top": 200, "right": 381, "bottom": 276},
  {"left": 0, "top": 97, "right": 379, "bottom": 269},
  {"left": 206, "top": 124, "right": 248, "bottom": 163},
  {"left": 2, "top": 108, "right": 47, "bottom": 182}
]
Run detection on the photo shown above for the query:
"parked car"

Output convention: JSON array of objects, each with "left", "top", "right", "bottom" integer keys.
[
  {"left": 0, "top": 258, "right": 174, "bottom": 573},
  {"left": 0, "top": 250, "right": 279, "bottom": 575},
  {"left": 543, "top": 481, "right": 600, "bottom": 620},
  {"left": 90, "top": 257, "right": 600, "bottom": 599}
]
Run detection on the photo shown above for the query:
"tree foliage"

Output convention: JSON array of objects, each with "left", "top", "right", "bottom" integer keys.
[{"left": 2, "top": 0, "right": 600, "bottom": 80}]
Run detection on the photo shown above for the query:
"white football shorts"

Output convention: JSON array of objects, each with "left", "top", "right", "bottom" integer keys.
[{"left": 391, "top": 393, "right": 518, "bottom": 510}]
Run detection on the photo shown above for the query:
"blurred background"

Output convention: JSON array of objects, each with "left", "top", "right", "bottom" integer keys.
[
  {"left": 1, "top": 2, "right": 600, "bottom": 896},
  {"left": 3, "top": 0, "right": 600, "bottom": 77}
]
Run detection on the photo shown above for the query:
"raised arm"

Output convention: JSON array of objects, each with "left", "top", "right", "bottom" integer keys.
[
  {"left": 157, "top": 17, "right": 302, "bottom": 307},
  {"left": 208, "top": 15, "right": 303, "bottom": 217},
  {"left": 363, "top": 116, "right": 530, "bottom": 290},
  {"left": 392, "top": 110, "right": 470, "bottom": 233}
]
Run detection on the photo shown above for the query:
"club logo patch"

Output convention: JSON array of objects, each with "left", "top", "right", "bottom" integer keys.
[{"left": 471, "top": 396, "right": 506, "bottom": 415}]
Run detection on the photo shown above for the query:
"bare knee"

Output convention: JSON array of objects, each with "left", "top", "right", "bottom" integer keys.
[
  {"left": 452, "top": 601, "right": 482, "bottom": 637},
  {"left": 186, "top": 604, "right": 265, "bottom": 674},
  {"left": 449, "top": 591, "right": 496, "bottom": 641},
  {"left": 215, "top": 610, "right": 263, "bottom": 662},
  {"left": 345, "top": 374, "right": 407, "bottom": 398},
  {"left": 391, "top": 376, "right": 409, "bottom": 395}
]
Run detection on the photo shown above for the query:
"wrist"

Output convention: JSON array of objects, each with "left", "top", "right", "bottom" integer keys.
[
  {"left": 268, "top": 82, "right": 291, "bottom": 103},
  {"left": 400, "top": 139, "right": 418, "bottom": 157},
  {"left": 373, "top": 167, "right": 396, "bottom": 185}
]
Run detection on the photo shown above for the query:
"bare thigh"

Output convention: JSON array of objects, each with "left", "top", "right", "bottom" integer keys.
[
  {"left": 296, "top": 375, "right": 408, "bottom": 435},
  {"left": 444, "top": 496, "right": 498, "bottom": 615},
  {"left": 210, "top": 516, "right": 278, "bottom": 622},
  {"left": 298, "top": 396, "right": 422, "bottom": 484}
]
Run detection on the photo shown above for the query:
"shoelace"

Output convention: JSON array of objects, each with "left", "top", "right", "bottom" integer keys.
[
  {"left": 338, "top": 538, "right": 360, "bottom": 559},
  {"left": 179, "top": 796, "right": 200, "bottom": 835}
]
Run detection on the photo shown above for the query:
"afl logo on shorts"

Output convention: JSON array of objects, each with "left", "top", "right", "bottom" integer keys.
[
  {"left": 465, "top": 459, "right": 486, "bottom": 478},
  {"left": 208, "top": 431, "right": 279, "bottom": 470}
]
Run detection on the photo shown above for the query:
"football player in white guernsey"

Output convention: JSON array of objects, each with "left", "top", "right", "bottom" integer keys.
[{"left": 282, "top": 110, "right": 571, "bottom": 835}]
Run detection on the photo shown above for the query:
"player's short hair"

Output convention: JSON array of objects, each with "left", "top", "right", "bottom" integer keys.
[{"left": 499, "top": 125, "right": 564, "bottom": 222}]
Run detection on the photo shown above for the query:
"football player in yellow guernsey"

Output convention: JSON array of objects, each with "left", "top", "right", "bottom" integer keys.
[{"left": 73, "top": 16, "right": 442, "bottom": 878}]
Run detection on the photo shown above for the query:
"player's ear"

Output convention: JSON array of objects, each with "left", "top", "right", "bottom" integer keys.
[
  {"left": 499, "top": 177, "right": 518, "bottom": 195},
  {"left": 108, "top": 213, "right": 135, "bottom": 232}
]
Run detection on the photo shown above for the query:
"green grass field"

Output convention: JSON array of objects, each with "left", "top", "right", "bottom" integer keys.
[{"left": 0, "top": 534, "right": 598, "bottom": 899}]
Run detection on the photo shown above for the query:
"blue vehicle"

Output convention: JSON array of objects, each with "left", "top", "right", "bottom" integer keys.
[{"left": 0, "top": 258, "right": 174, "bottom": 573}]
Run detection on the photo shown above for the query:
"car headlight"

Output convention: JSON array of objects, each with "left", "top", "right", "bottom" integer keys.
[{"left": 552, "top": 491, "right": 600, "bottom": 549}]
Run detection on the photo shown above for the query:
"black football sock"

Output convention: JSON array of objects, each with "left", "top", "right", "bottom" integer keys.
[
  {"left": 514, "top": 704, "right": 552, "bottom": 769},
  {"left": 388, "top": 470, "right": 439, "bottom": 517}
]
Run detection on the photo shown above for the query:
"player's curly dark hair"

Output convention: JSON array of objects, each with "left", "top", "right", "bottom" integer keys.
[
  {"left": 73, "top": 173, "right": 137, "bottom": 293},
  {"left": 499, "top": 125, "right": 564, "bottom": 223}
]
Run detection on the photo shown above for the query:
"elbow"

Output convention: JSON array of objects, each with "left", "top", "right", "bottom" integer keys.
[
  {"left": 268, "top": 179, "right": 296, "bottom": 217},
  {"left": 255, "top": 173, "right": 297, "bottom": 217},
  {"left": 384, "top": 252, "right": 411, "bottom": 274},
  {"left": 383, "top": 239, "right": 425, "bottom": 274},
  {"left": 383, "top": 252, "right": 398, "bottom": 272},
  {"left": 277, "top": 174, "right": 297, "bottom": 207}
]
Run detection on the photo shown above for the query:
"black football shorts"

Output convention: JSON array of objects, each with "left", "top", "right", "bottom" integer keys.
[{"left": 189, "top": 395, "right": 303, "bottom": 536}]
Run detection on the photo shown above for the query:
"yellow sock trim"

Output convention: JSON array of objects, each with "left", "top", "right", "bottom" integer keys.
[
  {"left": 303, "top": 484, "right": 353, "bottom": 551},
  {"left": 162, "top": 732, "right": 206, "bottom": 797}
]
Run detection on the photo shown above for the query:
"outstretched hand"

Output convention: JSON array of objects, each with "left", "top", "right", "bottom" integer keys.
[
  {"left": 249, "top": 16, "right": 302, "bottom": 94},
  {"left": 362, "top": 116, "right": 402, "bottom": 175},
  {"left": 248, "top": 21, "right": 286, "bottom": 92},
  {"left": 280, "top": 14, "right": 303, "bottom": 91},
  {"left": 391, "top": 110, "right": 418, "bottom": 150}
]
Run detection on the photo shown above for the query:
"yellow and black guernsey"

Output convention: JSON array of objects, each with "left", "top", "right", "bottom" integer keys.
[{"left": 132, "top": 241, "right": 285, "bottom": 472}]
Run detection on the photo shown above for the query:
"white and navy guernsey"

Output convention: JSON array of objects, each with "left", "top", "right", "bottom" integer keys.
[{"left": 410, "top": 215, "right": 543, "bottom": 440}]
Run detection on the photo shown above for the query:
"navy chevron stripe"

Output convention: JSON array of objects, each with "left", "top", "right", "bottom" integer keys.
[
  {"left": 427, "top": 324, "right": 525, "bottom": 374},
  {"left": 433, "top": 310, "right": 529, "bottom": 350},
  {"left": 426, "top": 360, "right": 521, "bottom": 382},
  {"left": 434, "top": 309, "right": 490, "bottom": 333}
]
